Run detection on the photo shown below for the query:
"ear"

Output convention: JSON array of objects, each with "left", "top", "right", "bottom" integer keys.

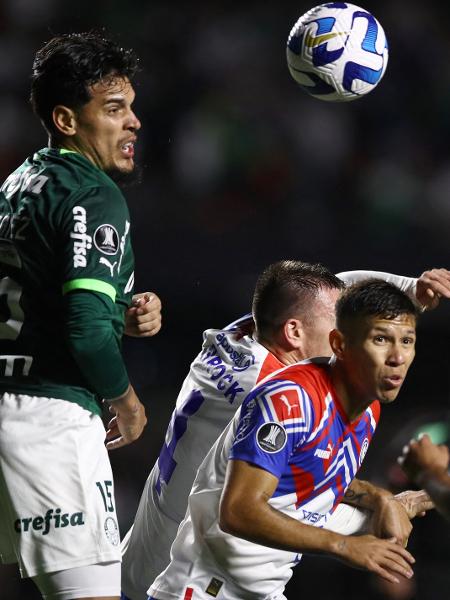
[
  {"left": 52, "top": 105, "right": 77, "bottom": 137},
  {"left": 283, "top": 318, "right": 303, "bottom": 349},
  {"left": 329, "top": 328, "right": 345, "bottom": 359}
]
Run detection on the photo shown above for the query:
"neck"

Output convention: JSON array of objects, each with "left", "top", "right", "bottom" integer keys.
[
  {"left": 256, "top": 335, "right": 305, "bottom": 366},
  {"left": 329, "top": 359, "right": 373, "bottom": 422},
  {"left": 51, "top": 137, "right": 99, "bottom": 168}
]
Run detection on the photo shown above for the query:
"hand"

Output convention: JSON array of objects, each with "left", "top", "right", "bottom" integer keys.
[
  {"left": 371, "top": 494, "right": 413, "bottom": 548},
  {"left": 393, "top": 489, "right": 434, "bottom": 519},
  {"left": 415, "top": 268, "right": 450, "bottom": 311},
  {"left": 335, "top": 534, "right": 415, "bottom": 584},
  {"left": 234, "top": 318, "right": 255, "bottom": 340},
  {"left": 398, "top": 434, "right": 450, "bottom": 485},
  {"left": 124, "top": 292, "right": 162, "bottom": 337},
  {"left": 105, "top": 385, "right": 147, "bottom": 450}
]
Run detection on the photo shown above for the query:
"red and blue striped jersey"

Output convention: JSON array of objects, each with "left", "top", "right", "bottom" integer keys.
[{"left": 231, "top": 359, "right": 380, "bottom": 519}]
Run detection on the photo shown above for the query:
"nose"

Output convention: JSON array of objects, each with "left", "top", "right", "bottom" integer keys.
[
  {"left": 127, "top": 110, "right": 141, "bottom": 132},
  {"left": 386, "top": 344, "right": 405, "bottom": 366}
]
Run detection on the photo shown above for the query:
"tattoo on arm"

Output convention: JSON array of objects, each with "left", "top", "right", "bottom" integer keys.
[{"left": 344, "top": 488, "right": 369, "bottom": 506}]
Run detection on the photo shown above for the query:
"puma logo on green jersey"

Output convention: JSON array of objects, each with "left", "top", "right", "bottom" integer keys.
[
  {"left": 71, "top": 206, "right": 92, "bottom": 268},
  {"left": 14, "top": 508, "right": 85, "bottom": 535}
]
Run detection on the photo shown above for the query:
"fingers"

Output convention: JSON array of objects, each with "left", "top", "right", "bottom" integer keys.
[
  {"left": 132, "top": 314, "right": 162, "bottom": 336},
  {"left": 414, "top": 499, "right": 435, "bottom": 514},
  {"left": 106, "top": 436, "right": 128, "bottom": 450},
  {"left": 132, "top": 292, "right": 152, "bottom": 307},
  {"left": 126, "top": 292, "right": 162, "bottom": 337},
  {"left": 418, "top": 269, "right": 450, "bottom": 299},
  {"left": 107, "top": 402, "right": 147, "bottom": 451},
  {"left": 132, "top": 292, "right": 162, "bottom": 312},
  {"left": 384, "top": 546, "right": 415, "bottom": 576},
  {"left": 371, "top": 565, "right": 402, "bottom": 585},
  {"left": 369, "top": 540, "right": 415, "bottom": 584},
  {"left": 371, "top": 557, "right": 414, "bottom": 584},
  {"left": 105, "top": 416, "right": 119, "bottom": 440},
  {"left": 394, "top": 489, "right": 434, "bottom": 513}
]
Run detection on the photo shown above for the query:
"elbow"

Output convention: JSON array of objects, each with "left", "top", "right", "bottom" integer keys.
[{"left": 219, "top": 500, "right": 246, "bottom": 537}]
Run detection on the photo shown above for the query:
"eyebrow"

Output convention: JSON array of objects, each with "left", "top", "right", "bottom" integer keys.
[
  {"left": 103, "top": 97, "right": 127, "bottom": 105},
  {"left": 371, "top": 325, "right": 416, "bottom": 335}
]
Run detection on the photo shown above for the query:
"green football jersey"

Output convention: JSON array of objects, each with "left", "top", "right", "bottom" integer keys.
[{"left": 0, "top": 148, "right": 134, "bottom": 414}]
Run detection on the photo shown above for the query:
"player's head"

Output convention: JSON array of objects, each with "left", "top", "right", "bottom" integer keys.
[
  {"left": 252, "top": 260, "right": 345, "bottom": 360},
  {"left": 331, "top": 279, "right": 419, "bottom": 405},
  {"left": 30, "top": 32, "right": 141, "bottom": 175}
]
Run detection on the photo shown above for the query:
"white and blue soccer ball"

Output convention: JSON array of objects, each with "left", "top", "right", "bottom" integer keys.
[{"left": 286, "top": 2, "right": 389, "bottom": 102}]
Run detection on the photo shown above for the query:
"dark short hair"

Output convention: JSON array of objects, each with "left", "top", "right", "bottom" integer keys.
[
  {"left": 336, "top": 279, "right": 420, "bottom": 334},
  {"left": 252, "top": 260, "right": 345, "bottom": 340},
  {"left": 30, "top": 31, "right": 140, "bottom": 134}
]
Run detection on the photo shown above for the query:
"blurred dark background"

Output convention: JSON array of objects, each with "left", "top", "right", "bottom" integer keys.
[{"left": 1, "top": 0, "right": 450, "bottom": 598}]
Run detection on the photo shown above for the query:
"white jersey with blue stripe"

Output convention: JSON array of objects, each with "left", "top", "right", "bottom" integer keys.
[{"left": 121, "top": 316, "right": 283, "bottom": 599}]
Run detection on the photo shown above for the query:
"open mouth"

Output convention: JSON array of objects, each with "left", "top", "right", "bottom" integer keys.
[
  {"left": 121, "top": 141, "right": 135, "bottom": 158},
  {"left": 383, "top": 375, "right": 403, "bottom": 388}
]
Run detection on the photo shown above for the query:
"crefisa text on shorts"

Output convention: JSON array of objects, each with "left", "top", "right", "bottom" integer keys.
[{"left": 14, "top": 508, "right": 85, "bottom": 535}]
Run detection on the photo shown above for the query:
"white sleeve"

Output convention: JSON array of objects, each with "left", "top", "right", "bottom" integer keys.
[
  {"left": 325, "top": 503, "right": 370, "bottom": 536},
  {"left": 336, "top": 270, "right": 418, "bottom": 304}
]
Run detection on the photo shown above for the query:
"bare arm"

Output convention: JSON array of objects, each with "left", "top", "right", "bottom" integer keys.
[
  {"left": 342, "top": 479, "right": 432, "bottom": 546},
  {"left": 219, "top": 459, "right": 415, "bottom": 584},
  {"left": 105, "top": 384, "right": 147, "bottom": 450}
]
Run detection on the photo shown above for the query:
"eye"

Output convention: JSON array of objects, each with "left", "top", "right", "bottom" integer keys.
[
  {"left": 373, "top": 335, "right": 386, "bottom": 344},
  {"left": 106, "top": 104, "right": 123, "bottom": 115},
  {"left": 402, "top": 337, "right": 415, "bottom": 345}
]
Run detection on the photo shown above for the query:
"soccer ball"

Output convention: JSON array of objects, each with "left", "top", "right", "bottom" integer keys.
[{"left": 286, "top": 3, "right": 389, "bottom": 102}]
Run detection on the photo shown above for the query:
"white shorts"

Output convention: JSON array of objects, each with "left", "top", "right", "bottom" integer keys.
[
  {"left": 0, "top": 393, "right": 122, "bottom": 578},
  {"left": 121, "top": 472, "right": 181, "bottom": 600}
]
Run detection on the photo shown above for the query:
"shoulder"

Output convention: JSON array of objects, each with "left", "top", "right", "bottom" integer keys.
[
  {"left": 258, "top": 360, "right": 332, "bottom": 428},
  {"left": 201, "top": 320, "right": 269, "bottom": 372},
  {"left": 266, "top": 360, "right": 331, "bottom": 405},
  {"left": 43, "top": 149, "right": 125, "bottom": 204}
]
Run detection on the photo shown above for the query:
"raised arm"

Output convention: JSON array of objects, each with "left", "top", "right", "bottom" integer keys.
[{"left": 337, "top": 268, "right": 450, "bottom": 311}]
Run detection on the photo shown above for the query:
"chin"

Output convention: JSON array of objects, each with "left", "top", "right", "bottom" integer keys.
[
  {"left": 378, "top": 391, "right": 400, "bottom": 404},
  {"left": 106, "top": 163, "right": 142, "bottom": 187}
]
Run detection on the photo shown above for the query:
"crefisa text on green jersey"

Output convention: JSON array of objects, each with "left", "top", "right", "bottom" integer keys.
[{"left": 71, "top": 206, "right": 92, "bottom": 267}]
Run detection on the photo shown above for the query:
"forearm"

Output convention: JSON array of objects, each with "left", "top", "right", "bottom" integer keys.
[
  {"left": 64, "top": 290, "right": 129, "bottom": 398},
  {"left": 220, "top": 461, "right": 345, "bottom": 557},
  {"left": 343, "top": 478, "right": 392, "bottom": 511},
  {"left": 220, "top": 494, "right": 345, "bottom": 558}
]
